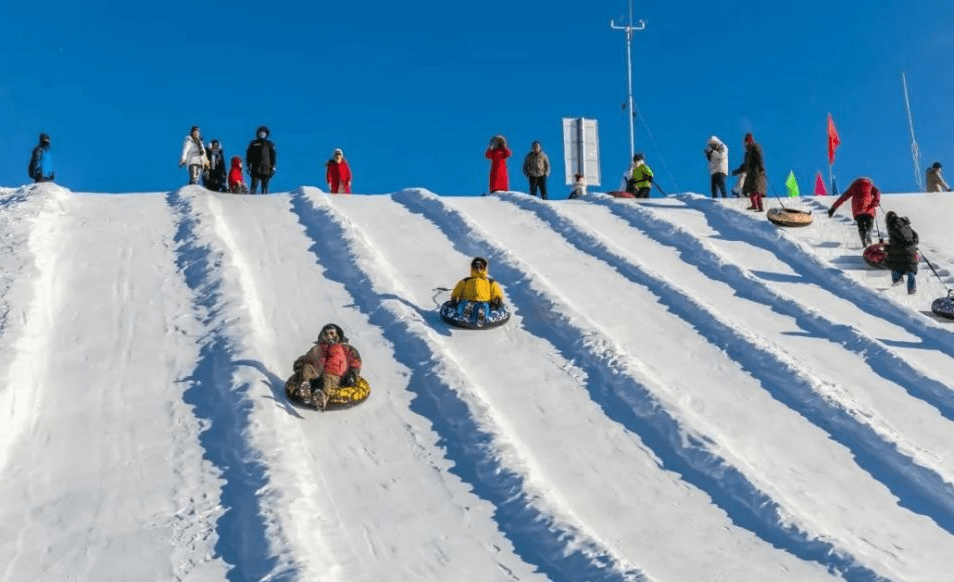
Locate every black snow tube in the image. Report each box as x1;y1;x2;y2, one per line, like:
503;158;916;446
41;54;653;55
932;294;954;321
440;300;511;329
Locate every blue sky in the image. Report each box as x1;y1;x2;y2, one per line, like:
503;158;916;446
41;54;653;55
1;1;952;196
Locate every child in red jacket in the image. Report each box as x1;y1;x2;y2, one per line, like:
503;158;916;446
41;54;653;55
228;156;249;193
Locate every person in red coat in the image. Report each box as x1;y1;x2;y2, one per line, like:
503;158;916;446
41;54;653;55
827;177;881;246
325;148;352;194
485;135;511;193
227;156;249;193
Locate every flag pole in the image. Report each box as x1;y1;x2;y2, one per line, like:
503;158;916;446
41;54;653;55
827;113;836;195
901;72;923;191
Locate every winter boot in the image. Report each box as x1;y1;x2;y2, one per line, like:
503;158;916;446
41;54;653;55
313;372;341;411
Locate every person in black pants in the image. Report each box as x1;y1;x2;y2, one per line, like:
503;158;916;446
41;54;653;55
245;126;276;193
522;141;550;199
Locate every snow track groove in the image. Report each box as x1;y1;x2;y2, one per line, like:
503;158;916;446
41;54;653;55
388;189;849;582
168;188;302;581
291;189;635;582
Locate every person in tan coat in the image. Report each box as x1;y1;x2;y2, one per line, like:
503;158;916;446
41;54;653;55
926;162;951;192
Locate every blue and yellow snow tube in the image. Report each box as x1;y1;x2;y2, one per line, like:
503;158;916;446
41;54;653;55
440;300;511;329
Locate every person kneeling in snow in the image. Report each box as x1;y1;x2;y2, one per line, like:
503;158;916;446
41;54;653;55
285;323;362;411
884;211;920;295
449;257;506;318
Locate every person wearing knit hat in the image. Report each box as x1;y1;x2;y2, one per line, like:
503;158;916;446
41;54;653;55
326;148;352;194
926;161;951;192
731;133;768;211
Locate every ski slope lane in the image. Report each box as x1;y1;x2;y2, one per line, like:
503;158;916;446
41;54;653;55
0;191;228;582
389;189;846;582
609;196;954;492
199;186;541;582
459;192;954;582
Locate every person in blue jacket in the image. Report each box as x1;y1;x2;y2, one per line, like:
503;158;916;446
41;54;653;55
28;133;55;183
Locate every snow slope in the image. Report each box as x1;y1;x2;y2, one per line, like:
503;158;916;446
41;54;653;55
1;183;954;582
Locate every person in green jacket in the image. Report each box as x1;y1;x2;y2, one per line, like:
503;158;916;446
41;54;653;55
624;153;654;198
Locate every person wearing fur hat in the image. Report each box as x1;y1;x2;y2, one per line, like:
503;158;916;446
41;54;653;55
326;148;352;194
285;323;363;411
485;135;512;193
522;141;550;199
704;136;729;198
28;133;55;183
624;153;654;198
883;210;920;294
925;162;951;192
179;126;208;185
731;133;767;211
569;173;586;199
245;125;276;194
827;177;881;247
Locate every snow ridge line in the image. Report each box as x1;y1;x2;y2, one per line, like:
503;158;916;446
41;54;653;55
578;195;954;533
166;189;299;582
291;189;649;582
396;189;889;582
0;187;66;479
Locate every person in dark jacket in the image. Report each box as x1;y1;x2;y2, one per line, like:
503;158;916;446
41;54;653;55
827;177;881;247
731;133;767;211
28;133;55;183
245;125;276;194
521;141;550;199
203;139;227;192
883;211;920;295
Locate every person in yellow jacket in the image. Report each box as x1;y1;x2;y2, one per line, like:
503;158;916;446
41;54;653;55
624;153;654;198
451;256;505;305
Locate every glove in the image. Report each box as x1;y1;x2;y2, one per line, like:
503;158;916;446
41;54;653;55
490;299;502;309
646;175;653;183
827;208;834;218
179;162;185;168
342;369;358;387
731;169;740;176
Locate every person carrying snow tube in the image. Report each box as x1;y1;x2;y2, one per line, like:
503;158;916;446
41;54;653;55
285;323;369;411
883;211;920;295
440;257;510;329
827;177;881;247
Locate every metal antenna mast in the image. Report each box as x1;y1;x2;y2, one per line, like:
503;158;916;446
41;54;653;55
610;0;646;159
901;72;923;191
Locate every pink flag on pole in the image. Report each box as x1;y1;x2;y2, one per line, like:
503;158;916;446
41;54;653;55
813;172;828;196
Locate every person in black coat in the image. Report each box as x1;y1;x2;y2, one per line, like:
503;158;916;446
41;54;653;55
245;125;276;194
28;133;55;183
883;210;920;295
203;139;227;192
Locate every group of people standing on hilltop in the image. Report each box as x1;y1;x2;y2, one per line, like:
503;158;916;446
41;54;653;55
484;135;589;199
179;125;277;194
177;126;353;195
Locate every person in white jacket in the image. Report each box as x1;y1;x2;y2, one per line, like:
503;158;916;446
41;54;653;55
179;126;209;185
704;135;729;198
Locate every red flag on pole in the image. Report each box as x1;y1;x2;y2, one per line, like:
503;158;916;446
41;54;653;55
813;171;828;196
827;114;841;164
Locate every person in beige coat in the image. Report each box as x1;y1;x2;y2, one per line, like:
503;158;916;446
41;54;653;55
522;141;551;199
926;162;951;192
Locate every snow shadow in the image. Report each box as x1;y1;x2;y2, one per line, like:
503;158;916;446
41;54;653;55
167;189;295;582
291;190;646;582
399;190;885;582
584;194;954;534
